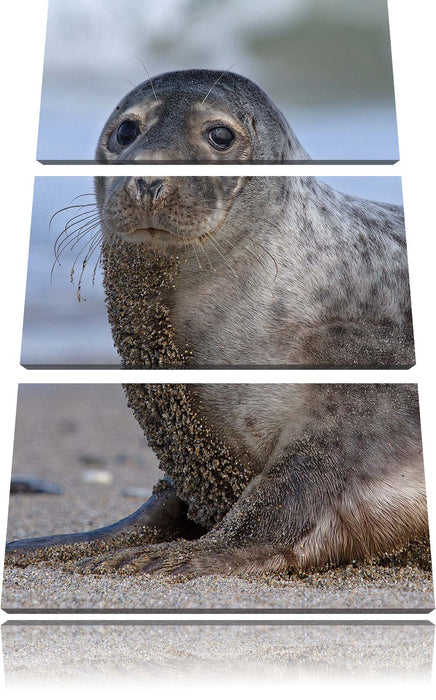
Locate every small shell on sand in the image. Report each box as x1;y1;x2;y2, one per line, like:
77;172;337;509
81;470;114;486
121;487;152;498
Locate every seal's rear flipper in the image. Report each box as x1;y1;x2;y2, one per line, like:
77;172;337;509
5;480;205;567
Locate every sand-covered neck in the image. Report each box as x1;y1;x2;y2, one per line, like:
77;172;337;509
126;384;254;527
102;238;190;368
101;238;254;527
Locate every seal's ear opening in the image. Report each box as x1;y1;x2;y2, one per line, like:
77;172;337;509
245;114;258;136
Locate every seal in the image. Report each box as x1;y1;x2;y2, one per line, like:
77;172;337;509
95;69;308;163
4;71;425;577
6;383;429;575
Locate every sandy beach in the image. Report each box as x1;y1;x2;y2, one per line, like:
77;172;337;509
2;384;434;612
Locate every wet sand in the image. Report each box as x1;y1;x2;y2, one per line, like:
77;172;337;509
2;384;434;612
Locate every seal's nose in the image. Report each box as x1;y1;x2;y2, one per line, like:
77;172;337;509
135;178;165;202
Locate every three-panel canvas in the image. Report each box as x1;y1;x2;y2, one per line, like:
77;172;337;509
2;0;433;688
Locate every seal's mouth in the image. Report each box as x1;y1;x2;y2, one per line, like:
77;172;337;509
119;227;213;247
120;227;176;244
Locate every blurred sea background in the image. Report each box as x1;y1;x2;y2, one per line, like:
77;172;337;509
22;176;404;366
38;0;398;161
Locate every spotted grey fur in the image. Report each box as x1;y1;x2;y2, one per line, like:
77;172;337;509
97;175;413;369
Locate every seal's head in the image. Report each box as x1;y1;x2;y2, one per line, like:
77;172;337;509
96;69;308;163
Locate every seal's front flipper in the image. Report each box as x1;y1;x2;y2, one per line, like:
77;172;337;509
77;538;296;577
5;481;205;566
76;453;315;576
10;476;63;495
76;442;428;577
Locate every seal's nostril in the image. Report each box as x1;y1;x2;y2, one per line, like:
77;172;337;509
134;178;165;202
134;178;147;200
149;179;165;201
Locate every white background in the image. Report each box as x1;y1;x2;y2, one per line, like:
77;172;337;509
0;1;435;698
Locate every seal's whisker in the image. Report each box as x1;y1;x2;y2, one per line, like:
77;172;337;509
70;228;102;272
53;209;100;257
179;237;192;264
63;204;99;222
51;223;102;284
76;233;104;290
200;62;240;105
180;200;278;232
69;193;96;203
203;223;277;287
54;215;101;263
63;227;101;272
92;249;104;285
191;237;203;271
52;220;101;278
71;230;104;301
49;202;97;230
85;231;104;259
122;76;137;88
54;210;100;251
245;233;279;283
62;208;100;230
69;219;102;251
202;204;276;229
198;230;239;282
136;57;157;102
195;231;216;272
232;225;280;288
168;197;278;283
66;226;101;271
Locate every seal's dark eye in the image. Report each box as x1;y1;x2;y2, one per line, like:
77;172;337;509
116;120;140;147
208;126;234;150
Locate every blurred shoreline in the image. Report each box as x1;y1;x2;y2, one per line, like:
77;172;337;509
38;0;398;161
